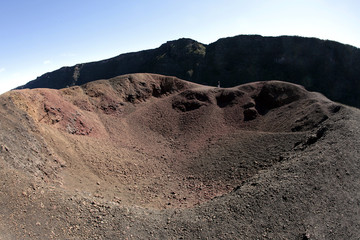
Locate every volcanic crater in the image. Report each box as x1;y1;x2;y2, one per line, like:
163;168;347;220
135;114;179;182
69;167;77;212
0;73;359;239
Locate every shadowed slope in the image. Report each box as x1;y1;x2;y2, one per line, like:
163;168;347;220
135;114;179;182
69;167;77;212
1;73;359;239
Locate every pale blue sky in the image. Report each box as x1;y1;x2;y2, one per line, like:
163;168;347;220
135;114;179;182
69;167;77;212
1;0;360;93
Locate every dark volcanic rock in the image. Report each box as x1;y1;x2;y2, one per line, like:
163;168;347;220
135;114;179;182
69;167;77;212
243;108;258;121
16;35;360;108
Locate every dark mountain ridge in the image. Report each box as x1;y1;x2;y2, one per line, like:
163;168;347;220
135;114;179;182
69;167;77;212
17;35;360;108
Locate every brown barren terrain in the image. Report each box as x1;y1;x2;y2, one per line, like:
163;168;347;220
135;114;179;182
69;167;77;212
1;73;359;239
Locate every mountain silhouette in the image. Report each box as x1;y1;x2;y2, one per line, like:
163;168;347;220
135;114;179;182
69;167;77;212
17;35;360;108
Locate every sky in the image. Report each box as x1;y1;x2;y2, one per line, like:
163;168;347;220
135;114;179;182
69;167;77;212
1;0;360;94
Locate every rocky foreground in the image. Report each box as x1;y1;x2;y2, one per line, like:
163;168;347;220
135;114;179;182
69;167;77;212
1;73;359;239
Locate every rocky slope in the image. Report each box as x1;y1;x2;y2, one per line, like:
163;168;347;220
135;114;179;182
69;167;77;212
17;35;360;108
1;73;360;239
